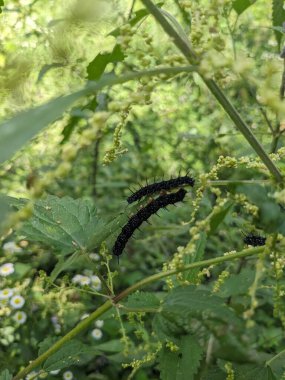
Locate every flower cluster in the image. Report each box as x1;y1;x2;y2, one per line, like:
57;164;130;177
71;272;102;291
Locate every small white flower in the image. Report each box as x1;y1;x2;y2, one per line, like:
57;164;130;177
79;275;91;286
13;311;27;324
89;253;100;261
0;288;14;300
10;295;25;309
50;369;61;375
0;263;15;276
26;371;38;380
3;241;22;254
63;370;73;380
90;275;101;291
91;328;103;340
95;319;104;328
71;274;83;284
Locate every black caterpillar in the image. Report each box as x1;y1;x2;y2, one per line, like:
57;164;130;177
244;234;266;247
127;175;194;204
113;188;187;258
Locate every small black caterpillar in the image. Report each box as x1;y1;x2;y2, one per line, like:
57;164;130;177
127;175;194;204
244;234;266;247
113;188;187;258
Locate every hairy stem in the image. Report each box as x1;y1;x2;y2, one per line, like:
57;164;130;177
206;179;271;186
141;0;283;183
13;246;264;380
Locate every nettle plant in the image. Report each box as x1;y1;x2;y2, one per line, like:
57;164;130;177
0;0;285;379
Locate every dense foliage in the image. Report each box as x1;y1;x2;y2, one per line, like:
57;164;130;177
0;0;285;379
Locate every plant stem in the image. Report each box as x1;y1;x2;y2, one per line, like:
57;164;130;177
85;65;198;95
12;246;263;380
270;58;285;153
206;180;271;186
141;0;283;183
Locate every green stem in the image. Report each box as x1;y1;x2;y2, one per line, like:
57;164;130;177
85;65;198;95
206;180;271;186
12;246;263;380
141;0;283;183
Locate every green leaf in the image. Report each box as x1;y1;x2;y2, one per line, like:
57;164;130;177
86;3;163;81
217;267;255;297
209;201;233;235
49;251;82;282
0;88;87;164
13;263;32;280
233;0;257;15
0;370;12;380
153;313;185;343
153;286;256;362
123;291;161;311
18;195;105;254
37;63;65;82
153;285;241;344
160;8;190;45
233;363;276;380
60;115;81;144
158;335;203;380
161;285;238;323
38;336;59;356
109;3;164;38
0;1;3;14
236;184;285;235
200;366;226;380
272;0;285;49
43;340;94;371
183;232;207;282
0;193;13;234
267;349;285;378
95;339;124;353
87;45;125;81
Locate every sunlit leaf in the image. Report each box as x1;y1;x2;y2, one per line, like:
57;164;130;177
233;0;257;15
87;45;125;81
0;89;87;164
17;195;105;254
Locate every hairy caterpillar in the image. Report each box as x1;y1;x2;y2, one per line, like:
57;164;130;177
244;233;266;247
113;188;187;258
127;175;194;204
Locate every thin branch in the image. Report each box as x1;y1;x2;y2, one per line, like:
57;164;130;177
173;0;191;28
271;58;285;153
128;0;136;20
243;82;275;135
206;179;271;186
92;138;101;198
